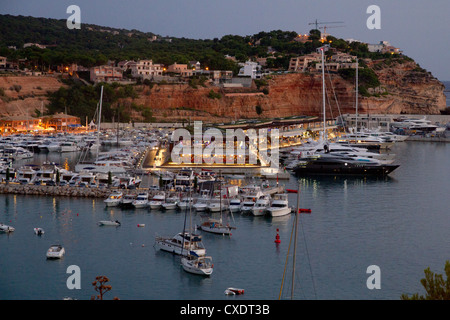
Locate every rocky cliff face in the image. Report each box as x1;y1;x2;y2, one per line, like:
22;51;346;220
0;76;62;117
128;59;446;122
0;58;445;122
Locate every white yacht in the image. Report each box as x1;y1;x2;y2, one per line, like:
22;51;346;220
228;198;242;213
46;142;61;152
336;133;393;150
15;165;38;184
121;193;137;208
252;195;272;216
104;191;123;207
149;191;165;210
391;117;440;132
192;197;210;212
266;193;291;217
155;232;206;257
240;186;265;214
2;147;33;159
177;197;194;210
196;170;216;184
60;141;78;153
132;192;149;209
161;194;179;210
174;168;194;190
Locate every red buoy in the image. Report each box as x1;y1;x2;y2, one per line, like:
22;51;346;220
274;228;281;244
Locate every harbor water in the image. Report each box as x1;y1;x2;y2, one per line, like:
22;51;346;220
0;140;449;300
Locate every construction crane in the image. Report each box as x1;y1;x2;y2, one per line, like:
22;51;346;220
308;19;344;30
319;25;346;38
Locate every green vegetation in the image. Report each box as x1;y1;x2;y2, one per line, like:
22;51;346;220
255;105;263;115
46;79;154;122
338;67;381;97
0;15;424;122
207;90;222;99
401;261;450;300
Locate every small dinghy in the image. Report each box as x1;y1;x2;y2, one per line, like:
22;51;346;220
224;287;245;295
98;220;121;226
46;245;65;259
34;227;45;236
0;223;15;233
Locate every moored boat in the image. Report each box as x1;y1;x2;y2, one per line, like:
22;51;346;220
197;218;235;235
34;227;45;236
98;220;121;226
181;255;214;276
0;223;15;233
224;287;244;295
104;191;123;207
132;192;149;209
265;193;291;217
46;245;65;259
155;232;206;257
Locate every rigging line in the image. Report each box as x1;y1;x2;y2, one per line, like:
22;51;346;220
278;213;296;300
325;64;347;131
325;65;337;120
322;65;334;120
299;214;318;300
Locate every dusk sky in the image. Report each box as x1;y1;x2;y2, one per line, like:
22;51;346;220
1;0;449;80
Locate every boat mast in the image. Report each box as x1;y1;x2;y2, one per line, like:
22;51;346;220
321;47;326;141
291;180;301;300
97;86;103;160
355;58;358;133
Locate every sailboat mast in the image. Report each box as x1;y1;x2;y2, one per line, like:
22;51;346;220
291;181;301;300
97;86;103;159
355;58;358;133
321;47;326;141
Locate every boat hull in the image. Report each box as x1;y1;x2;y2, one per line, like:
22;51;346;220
294;164;400;176
155;239;206;257
133;201;149;209
181;258;213;276
266;207;291;217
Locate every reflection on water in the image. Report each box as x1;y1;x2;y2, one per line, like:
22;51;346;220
0;142;449;300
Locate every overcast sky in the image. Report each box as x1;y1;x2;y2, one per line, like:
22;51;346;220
1;0;449;80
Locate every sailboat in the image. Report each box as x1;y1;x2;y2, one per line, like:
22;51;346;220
181;254;214;276
197;182;236;235
155;190;207;258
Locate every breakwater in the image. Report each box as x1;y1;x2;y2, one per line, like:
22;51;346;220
0;183;141;198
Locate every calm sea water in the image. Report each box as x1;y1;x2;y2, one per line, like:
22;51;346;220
0;141;449;300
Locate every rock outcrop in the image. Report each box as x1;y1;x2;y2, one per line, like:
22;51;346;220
0;58;445;123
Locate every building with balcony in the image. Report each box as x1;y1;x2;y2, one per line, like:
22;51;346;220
131;60;164;79
90;65;123;83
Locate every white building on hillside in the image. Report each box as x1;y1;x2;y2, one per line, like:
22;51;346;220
238;61;262;79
